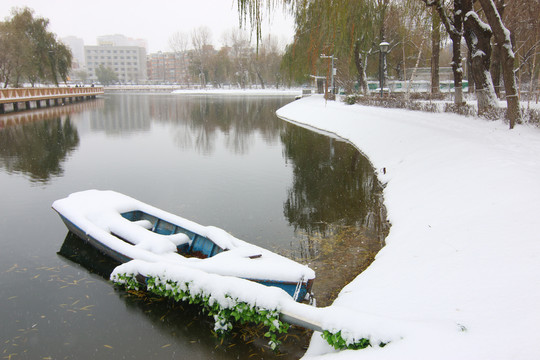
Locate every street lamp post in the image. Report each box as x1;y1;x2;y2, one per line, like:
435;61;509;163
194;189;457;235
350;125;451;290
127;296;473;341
320;53;337;96
379;41;389;97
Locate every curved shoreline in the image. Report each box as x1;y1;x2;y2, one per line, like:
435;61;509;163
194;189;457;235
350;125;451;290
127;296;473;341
278;111;390;308
276;95;540;359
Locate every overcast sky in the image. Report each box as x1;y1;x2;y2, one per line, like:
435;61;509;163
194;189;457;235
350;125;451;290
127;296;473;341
0;0;294;53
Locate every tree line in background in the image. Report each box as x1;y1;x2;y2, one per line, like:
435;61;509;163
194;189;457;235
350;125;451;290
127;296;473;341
238;0;539;128
1;2;538;127
167;27;284;89
0;7;72;88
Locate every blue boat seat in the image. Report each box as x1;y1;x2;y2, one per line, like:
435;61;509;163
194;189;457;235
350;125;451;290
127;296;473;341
189;235;222;258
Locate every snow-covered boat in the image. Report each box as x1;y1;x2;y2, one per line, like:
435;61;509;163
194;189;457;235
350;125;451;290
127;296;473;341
52;190;315;302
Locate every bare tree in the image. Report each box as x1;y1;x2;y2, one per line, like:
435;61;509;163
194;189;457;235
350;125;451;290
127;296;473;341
251;35;283;89
477;0;521;128
488;0;505;98
224;28;252;89
169;31;190;85
505;0;540;105
191;26;213;88
431;8;441;95
423;0;465;105
353;36;373;94
462;0;498;116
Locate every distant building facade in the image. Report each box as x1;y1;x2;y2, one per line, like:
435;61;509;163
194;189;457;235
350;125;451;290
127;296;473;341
85;45;147;84
97;34;147;49
61;36;85;67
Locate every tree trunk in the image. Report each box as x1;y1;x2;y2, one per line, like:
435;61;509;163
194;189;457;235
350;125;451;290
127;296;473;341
467;52;475;94
450;32;464;104
478;0;521;128
431;9;441;96
354;41;368;94
463;3;498;116
1;70;10;88
490;41;503;98
407;38;426;95
256;70;265;89
422;0;464;105
489;0;505;98
451;0;464;104
529;31;538;107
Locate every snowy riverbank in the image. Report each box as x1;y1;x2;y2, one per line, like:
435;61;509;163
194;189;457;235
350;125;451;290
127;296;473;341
276;95;540;359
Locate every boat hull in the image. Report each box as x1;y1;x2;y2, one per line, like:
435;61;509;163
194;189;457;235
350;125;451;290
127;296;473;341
52;190;315;302
57;214;132;263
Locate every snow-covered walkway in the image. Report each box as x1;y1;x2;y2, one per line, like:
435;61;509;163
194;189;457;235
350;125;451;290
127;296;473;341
277;95;540;360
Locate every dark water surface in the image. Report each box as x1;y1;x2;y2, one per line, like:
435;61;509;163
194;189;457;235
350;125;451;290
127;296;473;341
0;94;386;359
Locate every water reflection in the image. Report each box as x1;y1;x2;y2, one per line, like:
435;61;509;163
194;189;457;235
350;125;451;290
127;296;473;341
281;124;387;239
58;232;121;278
89;95;284;155
279;122;388;305
0;98;103;129
0;116;79;183
88;95;152;134
163;96;285;155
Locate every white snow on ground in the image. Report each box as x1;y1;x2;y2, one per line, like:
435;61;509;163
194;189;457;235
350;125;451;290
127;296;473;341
276;95;540;360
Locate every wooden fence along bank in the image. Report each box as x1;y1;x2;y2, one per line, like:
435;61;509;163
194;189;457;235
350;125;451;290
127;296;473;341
0;87;104;114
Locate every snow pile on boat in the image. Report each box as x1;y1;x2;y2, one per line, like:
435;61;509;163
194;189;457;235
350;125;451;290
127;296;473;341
277;95;540;359
52;190;314;283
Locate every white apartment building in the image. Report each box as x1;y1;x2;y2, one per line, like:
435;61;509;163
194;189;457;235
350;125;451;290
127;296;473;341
61;36;85;67
84;45;147;84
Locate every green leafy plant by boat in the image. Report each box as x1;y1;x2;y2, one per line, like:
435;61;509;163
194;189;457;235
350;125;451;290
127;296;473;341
112;272;289;350
112;272;388;351
321;330;385;350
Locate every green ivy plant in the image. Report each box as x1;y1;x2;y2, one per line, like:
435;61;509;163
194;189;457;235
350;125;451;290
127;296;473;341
322;330;387;350
113;272;289;350
112;272;388;351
